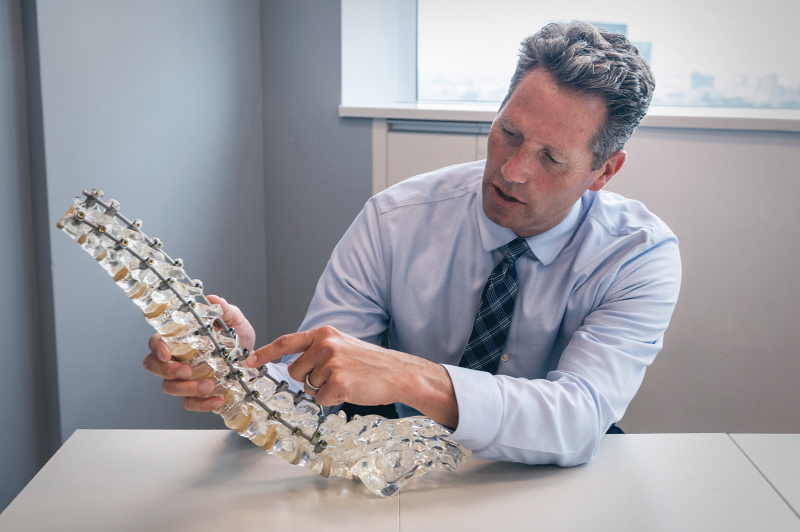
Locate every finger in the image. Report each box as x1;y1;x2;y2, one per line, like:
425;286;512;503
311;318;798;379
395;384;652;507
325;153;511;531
162;377;216;397
289;355;330;388
148;334;171;363
183;395;226;412
245;330;316;368
143;353;193;380
207;294;245;329
314;387;345;407
314;373;349;407
206;294;229;319
206;295;229;331
284;326;342;382
206;294;226;308
302;370;325;396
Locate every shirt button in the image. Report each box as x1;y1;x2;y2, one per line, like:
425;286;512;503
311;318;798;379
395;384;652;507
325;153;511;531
500;353;509;362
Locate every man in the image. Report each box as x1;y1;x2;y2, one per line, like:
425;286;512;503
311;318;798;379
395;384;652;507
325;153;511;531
145;21;680;466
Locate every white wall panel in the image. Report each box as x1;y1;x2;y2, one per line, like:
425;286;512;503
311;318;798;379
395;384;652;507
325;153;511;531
387;131;481;186
607;127;800;433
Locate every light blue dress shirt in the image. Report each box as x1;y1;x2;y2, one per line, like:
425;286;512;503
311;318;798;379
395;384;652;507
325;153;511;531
269;160;681;466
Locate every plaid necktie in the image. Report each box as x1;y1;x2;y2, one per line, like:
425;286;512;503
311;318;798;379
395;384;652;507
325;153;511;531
458;237;530;374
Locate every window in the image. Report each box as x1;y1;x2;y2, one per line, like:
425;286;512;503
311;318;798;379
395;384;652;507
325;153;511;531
417;0;800;109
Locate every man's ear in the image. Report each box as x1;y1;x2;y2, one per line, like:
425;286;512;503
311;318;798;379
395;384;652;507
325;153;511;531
588;150;627;192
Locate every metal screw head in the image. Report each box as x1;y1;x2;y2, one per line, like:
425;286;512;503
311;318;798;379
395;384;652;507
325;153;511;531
252;391;260;399
147;258;154;265
173;258;183;267
91;188;104;197
120;239;128;247
132;219;142;228
76;211;85;219
295;428;303;436
98;226;106;233
109;199;120;208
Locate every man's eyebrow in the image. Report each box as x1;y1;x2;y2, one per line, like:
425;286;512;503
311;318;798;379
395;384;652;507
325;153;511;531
498;116;519;131
498;116;569;160
543;143;568;160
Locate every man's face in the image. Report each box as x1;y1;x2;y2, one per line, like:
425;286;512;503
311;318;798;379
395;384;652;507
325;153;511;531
482;68;625;237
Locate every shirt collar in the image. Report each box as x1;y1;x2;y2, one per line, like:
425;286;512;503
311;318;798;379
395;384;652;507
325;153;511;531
475;181;582;266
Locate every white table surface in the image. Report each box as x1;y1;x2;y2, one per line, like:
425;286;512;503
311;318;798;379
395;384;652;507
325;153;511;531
1;430;798;532
402;433;800;531
0;430;398;532
731;434;800;518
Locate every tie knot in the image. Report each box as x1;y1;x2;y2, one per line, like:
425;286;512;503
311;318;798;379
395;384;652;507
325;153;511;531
503;237;530;265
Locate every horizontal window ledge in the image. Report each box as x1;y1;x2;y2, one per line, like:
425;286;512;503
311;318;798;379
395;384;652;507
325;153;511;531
340;102;498;122
340;103;800;133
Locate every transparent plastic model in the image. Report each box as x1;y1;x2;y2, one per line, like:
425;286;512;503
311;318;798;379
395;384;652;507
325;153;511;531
57;189;466;496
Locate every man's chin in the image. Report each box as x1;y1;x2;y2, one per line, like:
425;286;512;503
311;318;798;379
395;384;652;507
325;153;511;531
483;199;514;228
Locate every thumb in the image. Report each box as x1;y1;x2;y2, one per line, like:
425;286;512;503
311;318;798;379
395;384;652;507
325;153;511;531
206;295;242;327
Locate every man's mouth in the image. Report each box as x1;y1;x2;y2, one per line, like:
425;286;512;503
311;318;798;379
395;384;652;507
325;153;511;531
492;184;524;204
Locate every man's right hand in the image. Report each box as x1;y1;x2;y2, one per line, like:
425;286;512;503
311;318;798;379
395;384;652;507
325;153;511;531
142;295;255;412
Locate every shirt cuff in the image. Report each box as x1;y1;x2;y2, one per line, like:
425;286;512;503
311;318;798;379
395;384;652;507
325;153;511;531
443;364;503;451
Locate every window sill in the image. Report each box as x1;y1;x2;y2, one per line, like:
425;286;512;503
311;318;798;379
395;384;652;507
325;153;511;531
339;102;800;132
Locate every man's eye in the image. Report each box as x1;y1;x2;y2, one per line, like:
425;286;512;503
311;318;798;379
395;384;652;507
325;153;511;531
502;128;516;138
544;153;560;164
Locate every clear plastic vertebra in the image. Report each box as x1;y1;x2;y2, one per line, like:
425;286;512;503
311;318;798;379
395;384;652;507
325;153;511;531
57;189;466;496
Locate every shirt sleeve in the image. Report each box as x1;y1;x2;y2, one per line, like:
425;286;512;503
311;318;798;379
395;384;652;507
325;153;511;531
446;237;682;466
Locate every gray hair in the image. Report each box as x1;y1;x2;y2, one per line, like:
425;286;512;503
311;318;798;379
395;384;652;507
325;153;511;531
501;21;655;170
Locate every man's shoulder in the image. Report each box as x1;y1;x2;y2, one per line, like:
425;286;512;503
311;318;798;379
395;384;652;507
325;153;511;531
375;160;486;214
584;190;675;243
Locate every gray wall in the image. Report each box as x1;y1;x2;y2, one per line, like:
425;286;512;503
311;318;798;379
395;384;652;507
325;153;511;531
37;0;267;439
261;1;372;339
1;0;371;511
36;0;266;440
0;0;49;512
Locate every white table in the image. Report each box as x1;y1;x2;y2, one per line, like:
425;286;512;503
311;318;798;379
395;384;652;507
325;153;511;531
1;430;798;532
0;430;398;532
731;434;800;518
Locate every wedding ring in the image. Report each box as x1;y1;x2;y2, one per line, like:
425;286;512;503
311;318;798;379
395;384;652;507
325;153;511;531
304;373;321;393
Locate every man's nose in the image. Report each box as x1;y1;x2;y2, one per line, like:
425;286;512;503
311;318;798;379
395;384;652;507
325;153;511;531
501;150;531;184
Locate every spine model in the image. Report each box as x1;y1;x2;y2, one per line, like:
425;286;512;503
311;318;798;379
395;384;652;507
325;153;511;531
57;189;465;497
